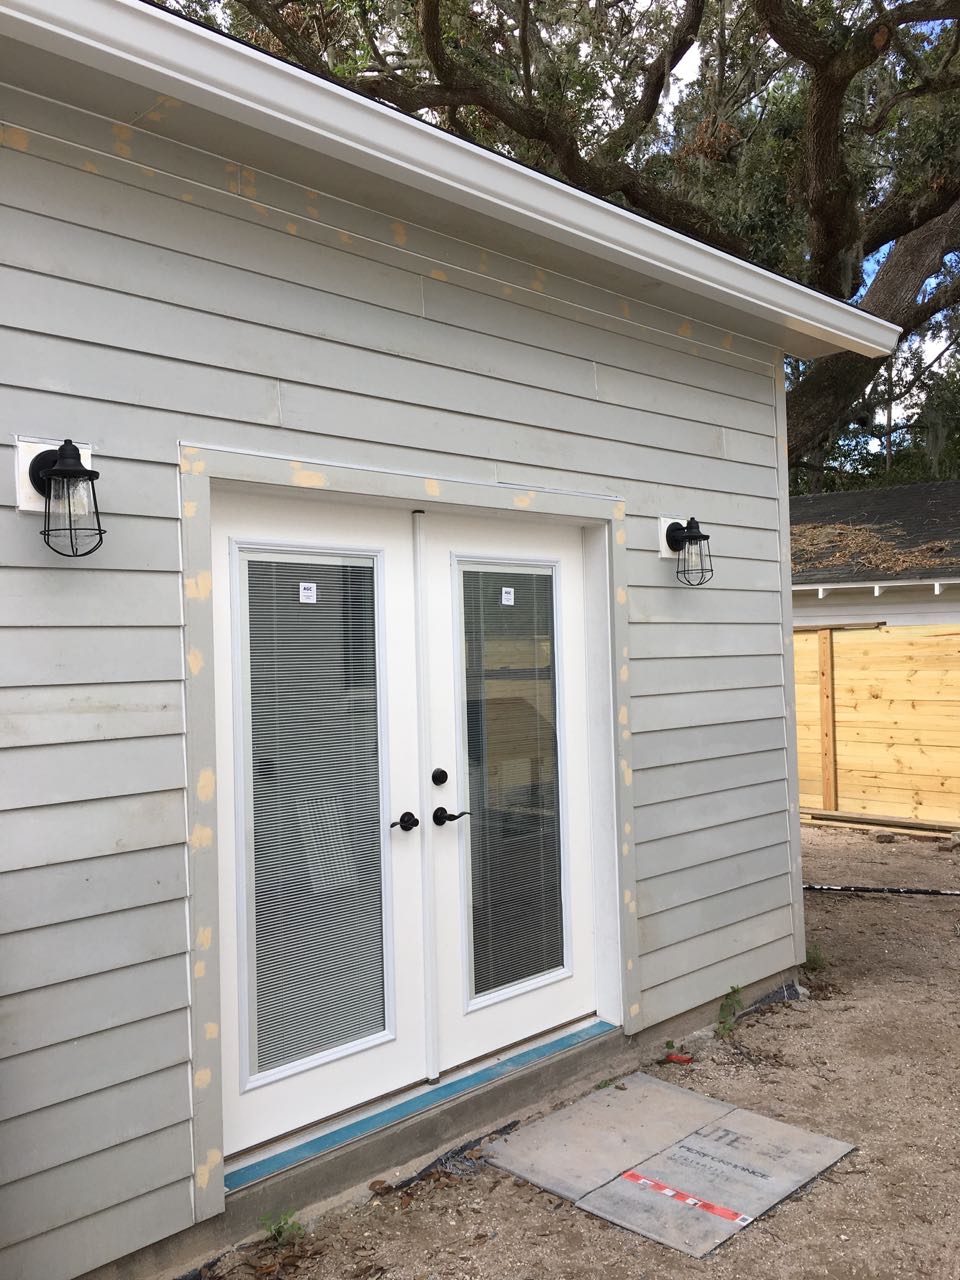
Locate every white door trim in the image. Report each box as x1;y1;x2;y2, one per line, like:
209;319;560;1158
180;444;633;1215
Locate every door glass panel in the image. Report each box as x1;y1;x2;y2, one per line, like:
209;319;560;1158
461;565;564;996
245;555;385;1073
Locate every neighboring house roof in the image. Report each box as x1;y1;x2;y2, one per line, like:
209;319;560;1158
0;0;900;360
791;481;960;584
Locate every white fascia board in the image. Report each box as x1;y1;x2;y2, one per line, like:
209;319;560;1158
0;0;901;360
794;578;960;595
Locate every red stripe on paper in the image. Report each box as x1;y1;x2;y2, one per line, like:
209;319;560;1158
621;1169;752;1226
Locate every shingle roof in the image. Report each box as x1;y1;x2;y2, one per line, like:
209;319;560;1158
790;481;960;584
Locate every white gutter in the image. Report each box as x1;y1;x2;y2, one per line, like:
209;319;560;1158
0;0;901;359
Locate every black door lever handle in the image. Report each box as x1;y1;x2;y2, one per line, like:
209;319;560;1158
432;806;470;826
390;811;420;832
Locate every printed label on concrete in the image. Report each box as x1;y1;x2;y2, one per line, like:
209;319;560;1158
486;1072;733;1202
576;1105;853;1257
487;1072;853;1256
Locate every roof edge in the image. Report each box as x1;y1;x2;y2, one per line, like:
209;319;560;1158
0;0;901;359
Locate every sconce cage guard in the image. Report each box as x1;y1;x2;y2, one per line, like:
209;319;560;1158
665;517;713;586
28;439;106;559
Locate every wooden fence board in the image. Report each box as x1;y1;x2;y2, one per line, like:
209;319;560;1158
794;622;960;826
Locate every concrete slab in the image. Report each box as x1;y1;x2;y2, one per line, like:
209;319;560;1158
486;1072;734;1202
576;1105;853;1257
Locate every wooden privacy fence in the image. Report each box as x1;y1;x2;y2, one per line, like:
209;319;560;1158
794;624;960;826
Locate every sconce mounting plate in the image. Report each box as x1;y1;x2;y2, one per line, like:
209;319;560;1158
15;437;94;513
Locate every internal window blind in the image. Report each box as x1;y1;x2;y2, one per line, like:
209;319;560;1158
245;556;385;1073
461;566;565;996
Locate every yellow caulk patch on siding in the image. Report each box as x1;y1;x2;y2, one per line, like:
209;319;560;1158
629;1002;640;1018
615;528;626;545
677;320;694;338
621;761;634;786
722;333;734;349
224;162;239;194
627;958;634;971
180;193;195;203
292;468;328;488
424;478;441;497
620;300;631;320
82;160;98;174
185;570;212;601
621;727;630;742
286;222;299;236
513;490;536;508
194;1068;212;1090
339;231;354;247
252;202;269;219
502;285;514;298
187;649;205;677
196;926;213;951
628;900;636;914
612;501;626;521
194;960;206;979
307;206;320;220
619;663;629;683
4;125;29;152
239;168;257;199
530;268;546;293
195;1148;223;1189
623;889;632;905
183;499;198;519
430;269;448;282
392;221;408;247
197;768;216;803
141;166;156;177
616;586;627;605
192;459;206;475
183;446;199;455
190;823;213;850
111;123;133;158
618;705;629;726
622;842;630;857
478;250;489;273
624;821;632;835
204;1022;219;1040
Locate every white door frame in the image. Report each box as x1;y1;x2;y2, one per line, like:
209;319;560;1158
180;445;634;1217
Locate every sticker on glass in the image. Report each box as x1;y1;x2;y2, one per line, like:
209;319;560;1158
501;587;515;606
299;582;317;604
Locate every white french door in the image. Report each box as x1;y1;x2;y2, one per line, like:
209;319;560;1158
419;514;596;1071
212;490;427;1154
212;492;597;1156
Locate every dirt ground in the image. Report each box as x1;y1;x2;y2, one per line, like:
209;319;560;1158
211;828;960;1280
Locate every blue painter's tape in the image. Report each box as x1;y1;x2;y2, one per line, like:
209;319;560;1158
225;1020;617;1192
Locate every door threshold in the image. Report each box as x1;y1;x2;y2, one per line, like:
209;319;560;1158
224;1016;616;1192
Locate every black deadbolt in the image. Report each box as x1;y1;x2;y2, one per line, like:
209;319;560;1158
431;767;449;786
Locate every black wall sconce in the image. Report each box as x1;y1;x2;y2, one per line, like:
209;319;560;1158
665;516;713;586
29;439;106;558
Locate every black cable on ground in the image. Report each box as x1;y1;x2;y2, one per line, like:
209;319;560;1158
803;883;960;896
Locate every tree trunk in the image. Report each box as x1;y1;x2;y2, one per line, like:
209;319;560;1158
786;351;886;467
